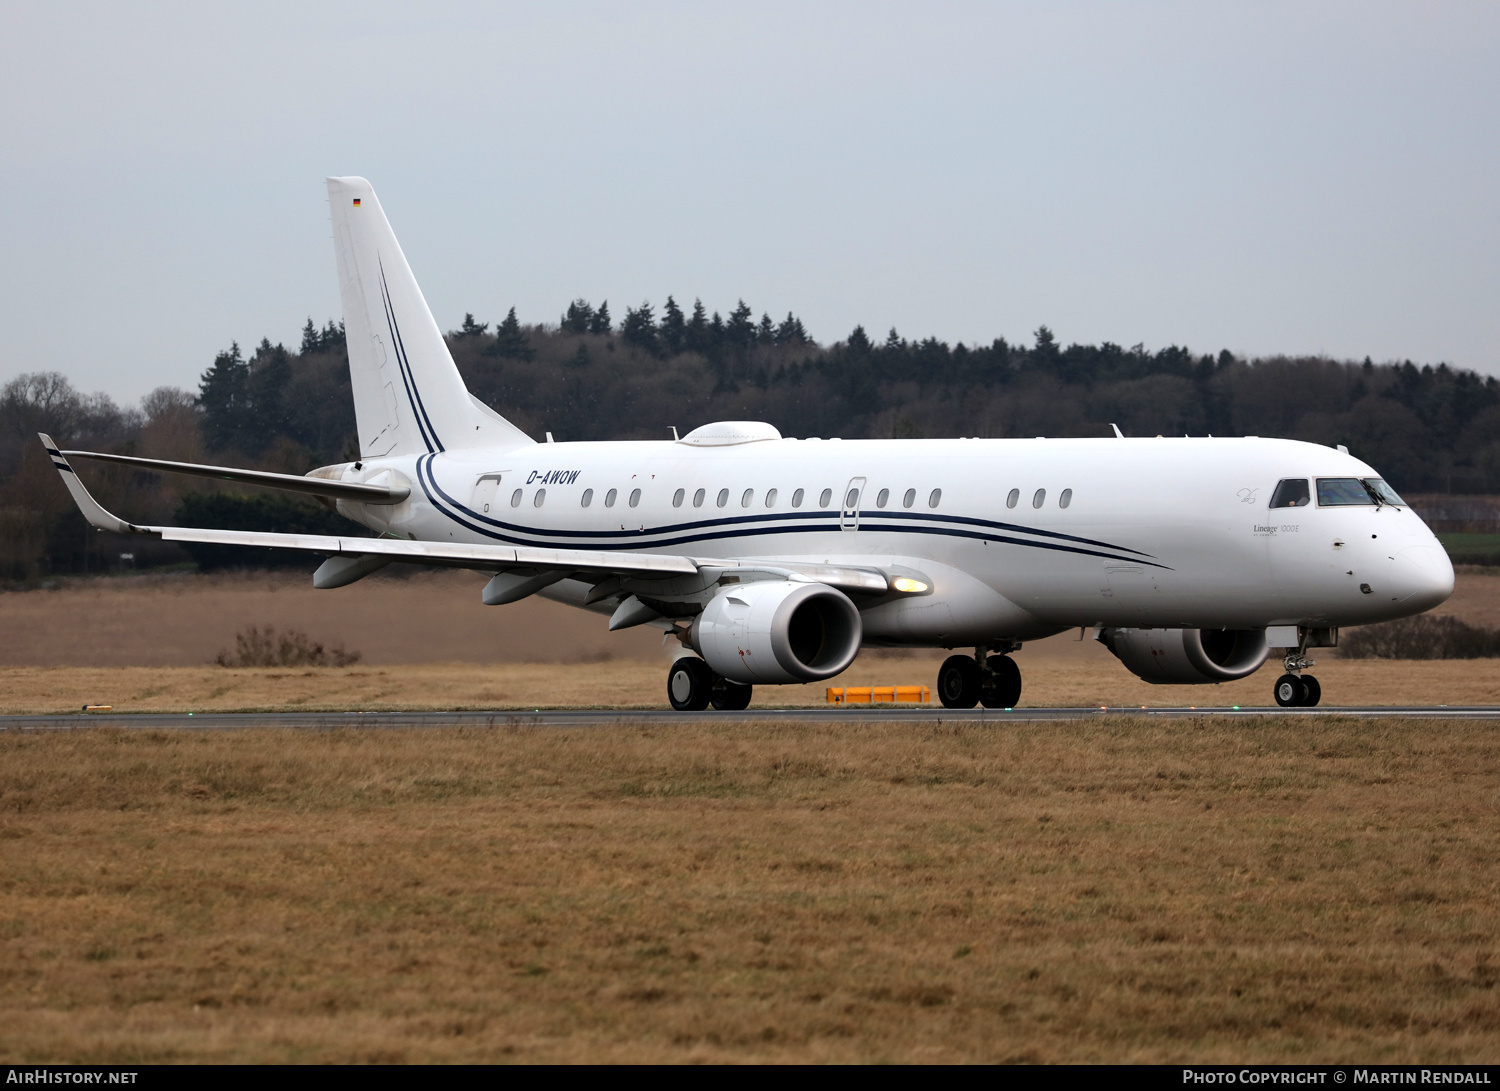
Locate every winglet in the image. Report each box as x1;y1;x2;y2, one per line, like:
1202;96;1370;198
38;433;145;535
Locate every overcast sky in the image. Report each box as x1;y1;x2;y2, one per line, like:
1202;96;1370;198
2;1;1496;406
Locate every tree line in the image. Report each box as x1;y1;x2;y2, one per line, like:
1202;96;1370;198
1;298;1497;580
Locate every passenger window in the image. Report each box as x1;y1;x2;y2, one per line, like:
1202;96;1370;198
792;488;804;508
693;488;705;508
1006;488;1019;509
1316;478;1375;506
717;488;729;508
510;489;523;508
629;488;641;508
819;488;832;507
605;488;617;508
672;488;684;508
741;488;754;507
845;488;860;508
534;489;546;507
928;488;942;509
903;488;915;509
581;488;593;508
765;488;778;507
1059;488;1072;509
1270;479;1310;508
1032;488;1045;509
876;488;889;508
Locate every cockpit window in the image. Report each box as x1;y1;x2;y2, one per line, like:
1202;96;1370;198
1270;479;1310;508
1316;478;1376;506
1364;478;1405;506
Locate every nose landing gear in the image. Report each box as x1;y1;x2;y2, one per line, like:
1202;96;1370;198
1274;672;1321;707
1273;635;1322;707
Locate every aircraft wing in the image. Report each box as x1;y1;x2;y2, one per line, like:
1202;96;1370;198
40;434;890;594
42;433;699;580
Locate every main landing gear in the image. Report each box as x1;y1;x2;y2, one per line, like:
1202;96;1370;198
667;657;752;711
937;646;1023;710
1273;637;1322;707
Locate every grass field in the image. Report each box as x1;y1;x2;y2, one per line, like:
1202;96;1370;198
3;566;1498;670
3;718;1500;1063
5;572;1500;1063
1439;535;1500;566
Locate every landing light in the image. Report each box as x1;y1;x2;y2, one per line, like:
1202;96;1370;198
893;577;928;593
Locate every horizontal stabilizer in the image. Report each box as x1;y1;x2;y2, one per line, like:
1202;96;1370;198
42;432;698;579
58;448;409;504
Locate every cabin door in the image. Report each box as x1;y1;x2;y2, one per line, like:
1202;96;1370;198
471;473;505;514
840;477;866;531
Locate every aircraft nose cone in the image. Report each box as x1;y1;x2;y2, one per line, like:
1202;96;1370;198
1393;543;1454;613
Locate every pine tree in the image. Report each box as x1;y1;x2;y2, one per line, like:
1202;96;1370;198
621;301;659;356
198;342;249;452
457;313;489;337
318;320;345;352
757;313;776;345
247;338;291;447
726;300;755;350
775;312;808;345
685;299;709;352
561;299;595;334
300;318;320;355
588;301;612;335
489;307;535;360
660;296;686;355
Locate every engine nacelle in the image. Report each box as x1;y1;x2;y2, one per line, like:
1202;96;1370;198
691;580;862;684
1098;627;1269;685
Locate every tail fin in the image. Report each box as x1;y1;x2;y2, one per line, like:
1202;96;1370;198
327;176;532;457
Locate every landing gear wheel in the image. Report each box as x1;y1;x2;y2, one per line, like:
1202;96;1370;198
1299;675;1321;707
710;675;753;711
980;655;1022;709
668;657;713;711
1273;673;1307;708
938;655;982;709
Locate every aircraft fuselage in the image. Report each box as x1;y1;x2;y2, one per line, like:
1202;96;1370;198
333;433;1453;647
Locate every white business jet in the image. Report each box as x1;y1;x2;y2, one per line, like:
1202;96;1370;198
43;177;1455;710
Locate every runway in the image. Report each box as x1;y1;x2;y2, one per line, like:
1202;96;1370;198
4;705;1499;730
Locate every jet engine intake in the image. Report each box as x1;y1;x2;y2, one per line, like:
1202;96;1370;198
692;580;862;684
1098;627;1269;684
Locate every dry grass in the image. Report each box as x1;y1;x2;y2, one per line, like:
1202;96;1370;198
1;657;1498;715
2;566;1498;669
3;718;1500;1063
0;569;664;668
